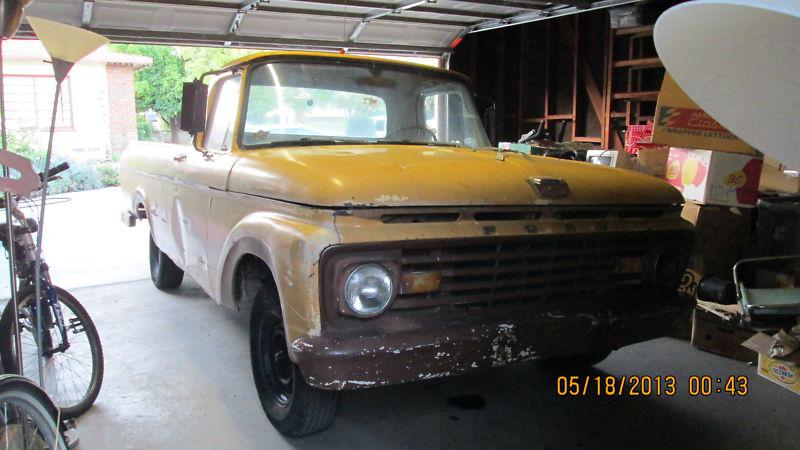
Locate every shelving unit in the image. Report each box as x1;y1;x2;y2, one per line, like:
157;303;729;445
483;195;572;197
451;5;673;150
602;24;665;150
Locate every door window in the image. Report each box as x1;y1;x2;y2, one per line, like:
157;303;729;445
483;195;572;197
204;75;241;151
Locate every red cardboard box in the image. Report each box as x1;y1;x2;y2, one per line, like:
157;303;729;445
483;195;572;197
666;148;763;208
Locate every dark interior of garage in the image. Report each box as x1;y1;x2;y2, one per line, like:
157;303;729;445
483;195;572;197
451;0;683;148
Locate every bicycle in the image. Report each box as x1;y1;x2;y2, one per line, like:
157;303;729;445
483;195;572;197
0;162;104;419
0;373;67;449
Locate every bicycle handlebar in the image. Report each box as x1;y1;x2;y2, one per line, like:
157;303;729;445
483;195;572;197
40;162;70;183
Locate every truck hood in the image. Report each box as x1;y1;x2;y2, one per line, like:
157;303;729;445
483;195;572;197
228;145;682;207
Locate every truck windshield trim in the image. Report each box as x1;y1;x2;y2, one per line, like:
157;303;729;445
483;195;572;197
237;57;490;151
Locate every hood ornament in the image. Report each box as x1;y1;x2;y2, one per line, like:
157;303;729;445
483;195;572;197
528;177;570;199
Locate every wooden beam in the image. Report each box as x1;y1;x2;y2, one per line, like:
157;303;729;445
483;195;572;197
580;63;605;125
613;24;654;36
601;13;614;149
612;57;661;68
612;91;659;100
495;31;507;141
558;17;604;132
571;14;579;141
517;26;529;137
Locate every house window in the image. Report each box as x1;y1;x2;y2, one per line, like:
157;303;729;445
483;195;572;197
3;75;73;130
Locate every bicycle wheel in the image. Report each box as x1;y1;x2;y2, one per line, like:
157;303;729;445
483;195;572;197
0;374;66;449
0;285;104;419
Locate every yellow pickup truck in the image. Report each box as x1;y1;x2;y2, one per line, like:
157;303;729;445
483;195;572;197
120;51;693;436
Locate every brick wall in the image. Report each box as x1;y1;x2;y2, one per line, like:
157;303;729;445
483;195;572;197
106;63;138;153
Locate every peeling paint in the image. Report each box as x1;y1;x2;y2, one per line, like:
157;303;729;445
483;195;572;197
374;194;410;203
417;372;450;380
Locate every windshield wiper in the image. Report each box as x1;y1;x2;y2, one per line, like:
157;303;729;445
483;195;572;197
377;140;461;148
261;138;369;148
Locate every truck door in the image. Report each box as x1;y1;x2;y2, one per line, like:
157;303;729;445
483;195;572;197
169;74;241;293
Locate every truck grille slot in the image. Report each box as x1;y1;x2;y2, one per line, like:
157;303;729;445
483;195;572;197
393;234;653;310
381;213;460;223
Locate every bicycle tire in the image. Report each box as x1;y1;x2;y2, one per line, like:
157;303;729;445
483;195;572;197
0;285;104;419
0;374;67;449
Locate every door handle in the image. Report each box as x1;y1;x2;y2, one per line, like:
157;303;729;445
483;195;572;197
174;154;187;162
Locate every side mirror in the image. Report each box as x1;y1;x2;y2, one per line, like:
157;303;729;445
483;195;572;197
180;80;208;135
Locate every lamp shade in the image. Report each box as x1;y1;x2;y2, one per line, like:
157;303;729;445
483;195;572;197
26;16;109;64
654;1;800;168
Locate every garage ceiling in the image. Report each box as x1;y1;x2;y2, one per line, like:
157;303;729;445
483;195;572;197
21;0;641;55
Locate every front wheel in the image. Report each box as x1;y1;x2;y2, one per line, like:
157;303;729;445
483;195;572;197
250;285;338;437
0;285;104;419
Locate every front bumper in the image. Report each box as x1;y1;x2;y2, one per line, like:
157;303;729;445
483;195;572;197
291;289;694;390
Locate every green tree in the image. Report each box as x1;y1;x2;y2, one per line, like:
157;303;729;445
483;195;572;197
110;44;254;143
112;44;184;143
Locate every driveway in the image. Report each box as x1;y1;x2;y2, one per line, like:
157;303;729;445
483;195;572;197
0;187;150;296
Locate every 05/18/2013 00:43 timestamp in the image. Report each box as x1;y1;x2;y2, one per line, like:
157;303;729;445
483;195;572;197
556;375;748;397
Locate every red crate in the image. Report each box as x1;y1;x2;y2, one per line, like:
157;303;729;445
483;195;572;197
625;123;656;155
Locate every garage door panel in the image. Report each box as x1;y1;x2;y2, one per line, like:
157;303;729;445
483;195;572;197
357;22;456;48
25;0;82;27
92;1;232;34
237;12;351;41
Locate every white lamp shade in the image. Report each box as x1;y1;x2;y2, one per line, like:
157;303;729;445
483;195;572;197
654;1;800;168
26;16;109;64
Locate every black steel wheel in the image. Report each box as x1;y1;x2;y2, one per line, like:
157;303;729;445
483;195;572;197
149;233;183;289
250;283;338;437
541;350;613;370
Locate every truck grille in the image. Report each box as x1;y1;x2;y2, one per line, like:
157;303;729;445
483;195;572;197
392;233;663;310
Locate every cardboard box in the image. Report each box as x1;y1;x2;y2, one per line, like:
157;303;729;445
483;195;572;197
681;202;752;277
679;268;702;298
757;354;800;394
652;73;757;155
691;308;757;362
759;164;800;194
764;156;787;171
742;332;800;395
667;148;763;208
635;146;670;179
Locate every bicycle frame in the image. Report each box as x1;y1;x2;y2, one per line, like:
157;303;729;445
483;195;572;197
1;196;72;359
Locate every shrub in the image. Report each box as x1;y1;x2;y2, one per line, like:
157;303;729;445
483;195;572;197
6;132;118;194
98;162;120;187
137;115;155;141
46;159;104;194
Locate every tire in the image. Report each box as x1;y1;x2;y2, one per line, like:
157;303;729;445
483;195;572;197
0;285;104;419
250;283;338;437
149;233;184;289
0;375;67;449
541;350;613;370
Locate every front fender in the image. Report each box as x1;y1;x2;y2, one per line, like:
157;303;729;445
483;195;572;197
215;211;339;341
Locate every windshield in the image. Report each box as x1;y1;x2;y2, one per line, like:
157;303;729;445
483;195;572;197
239;60;491;149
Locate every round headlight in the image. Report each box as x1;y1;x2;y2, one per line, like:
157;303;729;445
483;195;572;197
651;248;683;285
344;263;394;316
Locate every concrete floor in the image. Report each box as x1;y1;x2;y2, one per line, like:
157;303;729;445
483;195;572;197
72;277;798;450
